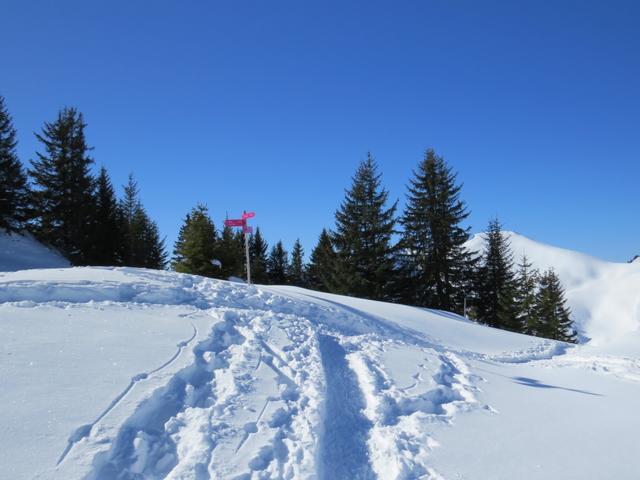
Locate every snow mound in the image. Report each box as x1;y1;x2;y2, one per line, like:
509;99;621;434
0;230;69;272
466;232;640;351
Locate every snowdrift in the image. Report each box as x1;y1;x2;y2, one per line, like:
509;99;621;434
0;230;69;272
466;232;640;351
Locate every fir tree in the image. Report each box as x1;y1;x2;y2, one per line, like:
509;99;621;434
399;149;476;313
267;241;289;284
307;228;339;292
534;269;577;342
332;153;397;300
249;227;269;284
476;218;518;329
29;107;96;264
0;95;30;231
514;255;540;335
214;226;245;280
172;204;218;277
118;174;166;269
92;167;120;265
288;238;306;286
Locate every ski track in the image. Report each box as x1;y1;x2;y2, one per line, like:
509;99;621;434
56;323;198;466
318;335;375;480
41;276;575;479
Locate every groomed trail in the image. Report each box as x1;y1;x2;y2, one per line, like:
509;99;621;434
2;267;640;479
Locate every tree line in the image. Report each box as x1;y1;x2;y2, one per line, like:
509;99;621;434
1;94;575;342
0;95;166;268
172;151;576;343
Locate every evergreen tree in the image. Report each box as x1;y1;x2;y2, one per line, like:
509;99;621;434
399;149;476;313
332;153;397;300
307;228;339;292
172;204;218;277
514;255;540;335
92;167;120;265
0;95;30;231
475;218;518;329
267;240;289;284
29;107;96;264
249;227;269;284
118;174;166;269
214;226;245;280
534;269;577;342
288;238;306;286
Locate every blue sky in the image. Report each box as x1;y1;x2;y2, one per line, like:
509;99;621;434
2;0;639;262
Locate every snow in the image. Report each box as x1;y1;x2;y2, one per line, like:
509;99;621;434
0;231;69;272
466;231;640;352
1;232;640;479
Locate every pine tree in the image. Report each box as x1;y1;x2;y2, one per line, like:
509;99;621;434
399;149;477;313
172;204;218;277
288;238;306;286
118;174;166;269
476;218;518;329
29;107;96;264
307;228;339;292
0;95;30;231
514;255;540;335
332;153;397;300
92;167;120;265
249;227;269;284
534;269;577;342
267;241;289;284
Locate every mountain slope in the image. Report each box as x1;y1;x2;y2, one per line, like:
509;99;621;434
0;230;69;271
466;232;640;351
2;262;640;479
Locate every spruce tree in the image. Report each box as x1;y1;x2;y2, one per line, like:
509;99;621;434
92;167;120;265
288;238;306;286
0;95;30;231
514;255;540;335
267;240;289;284
29;107;96;264
307;228;339;292
535;269;577;342
399;149;476;313
249;227;269;284
332;153;397;300
476;218;518;329
214;226;245;280
172;204;218;277
118;174;166;269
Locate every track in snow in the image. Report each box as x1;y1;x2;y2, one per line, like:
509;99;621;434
318;335;375;480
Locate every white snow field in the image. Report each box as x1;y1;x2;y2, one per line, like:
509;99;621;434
1;233;639;479
0;231;69;272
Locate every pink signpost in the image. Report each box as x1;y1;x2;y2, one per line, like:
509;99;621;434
224;211;255;284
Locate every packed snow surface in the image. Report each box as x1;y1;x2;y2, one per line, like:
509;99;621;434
0;231;69;272
1;234;640;479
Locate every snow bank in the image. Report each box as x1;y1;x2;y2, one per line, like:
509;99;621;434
0;230;69;272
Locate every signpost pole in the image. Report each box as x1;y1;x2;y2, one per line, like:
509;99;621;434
245;230;251;285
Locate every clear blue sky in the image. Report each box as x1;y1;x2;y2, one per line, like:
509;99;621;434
2;0;638;262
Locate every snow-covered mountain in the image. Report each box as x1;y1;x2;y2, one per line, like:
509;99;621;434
466;231;640;351
0;230;69;272
1;234;640;479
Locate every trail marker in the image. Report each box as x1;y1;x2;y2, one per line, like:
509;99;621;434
224;211;255;284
